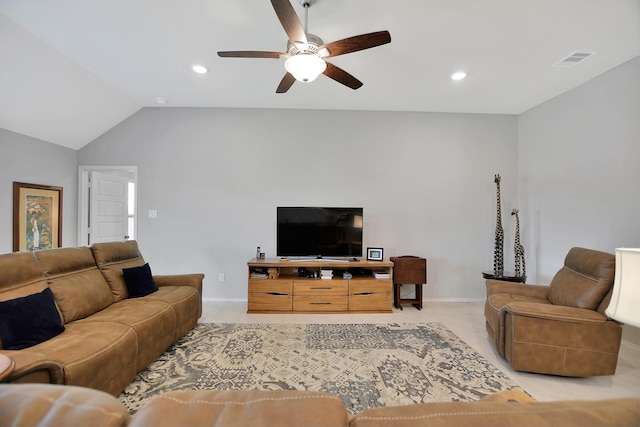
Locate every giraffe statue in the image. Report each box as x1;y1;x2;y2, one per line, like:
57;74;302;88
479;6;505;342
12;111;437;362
511;209;526;278
493;174;504;274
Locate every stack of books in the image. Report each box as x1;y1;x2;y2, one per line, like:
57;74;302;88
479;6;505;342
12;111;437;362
372;270;390;279
321;269;333;280
250;268;268;279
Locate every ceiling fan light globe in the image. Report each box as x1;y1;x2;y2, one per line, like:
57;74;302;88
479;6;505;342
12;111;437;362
284;54;326;83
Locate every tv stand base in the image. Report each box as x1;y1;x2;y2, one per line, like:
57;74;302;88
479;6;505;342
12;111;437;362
247;258;394;313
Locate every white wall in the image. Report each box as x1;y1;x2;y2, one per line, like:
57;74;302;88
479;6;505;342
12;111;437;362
78;108;518;301
518;56;640;284
519;56;640;344
3;56;636;309
0;128;78;253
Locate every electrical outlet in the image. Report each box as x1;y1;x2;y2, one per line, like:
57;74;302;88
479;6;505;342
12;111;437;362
148;210;158;219
218;273;225;282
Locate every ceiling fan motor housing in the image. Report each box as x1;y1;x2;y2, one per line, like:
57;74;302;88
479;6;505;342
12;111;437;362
286;33;328;56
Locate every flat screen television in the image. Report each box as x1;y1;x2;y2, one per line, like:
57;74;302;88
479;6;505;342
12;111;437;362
277;207;363;258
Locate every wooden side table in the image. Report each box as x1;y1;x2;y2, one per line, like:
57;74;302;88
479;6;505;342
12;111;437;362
0;354;15;382
391;256;427;310
482;271;526;283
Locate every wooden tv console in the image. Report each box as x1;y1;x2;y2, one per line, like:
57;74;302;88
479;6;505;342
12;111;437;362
247;258;394;313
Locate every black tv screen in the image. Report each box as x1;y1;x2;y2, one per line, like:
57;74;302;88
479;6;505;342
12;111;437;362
277;207;364;258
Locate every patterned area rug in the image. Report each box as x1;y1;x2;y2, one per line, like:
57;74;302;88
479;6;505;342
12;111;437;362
119;323;524;414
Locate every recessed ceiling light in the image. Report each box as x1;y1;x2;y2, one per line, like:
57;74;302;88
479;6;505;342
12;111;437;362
192;64;208;74
451;71;467;81
156;98;169;105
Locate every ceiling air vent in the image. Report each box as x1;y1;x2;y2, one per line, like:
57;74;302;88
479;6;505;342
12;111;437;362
554;51;595;68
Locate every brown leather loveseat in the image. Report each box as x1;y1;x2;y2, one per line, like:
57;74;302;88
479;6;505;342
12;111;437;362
484;247;622;376
0;240;203;395
1;384;638;427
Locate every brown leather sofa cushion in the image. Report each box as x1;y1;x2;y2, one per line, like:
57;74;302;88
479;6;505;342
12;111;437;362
142;284;203;340
130;389;350;427
93;241;146;301
0;252;48;302
81;298;177;371
547;247;615;310
350;397;640;427
0;384;130;427
35;247;114;323
29;321;139;395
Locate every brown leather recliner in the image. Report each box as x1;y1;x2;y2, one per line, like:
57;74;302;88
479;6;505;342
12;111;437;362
484;247;622;376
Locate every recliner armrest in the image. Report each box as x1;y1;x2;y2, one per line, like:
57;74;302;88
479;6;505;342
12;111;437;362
153;273;204;294
486;280;549;299
504;301;608;324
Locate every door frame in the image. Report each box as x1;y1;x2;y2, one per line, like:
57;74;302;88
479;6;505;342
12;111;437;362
78;166;138;246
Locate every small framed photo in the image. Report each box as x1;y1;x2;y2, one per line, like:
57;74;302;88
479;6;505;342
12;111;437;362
366;247;384;261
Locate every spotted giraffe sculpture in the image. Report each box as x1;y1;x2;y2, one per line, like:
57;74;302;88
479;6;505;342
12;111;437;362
493;174;504;274
511;209;526;278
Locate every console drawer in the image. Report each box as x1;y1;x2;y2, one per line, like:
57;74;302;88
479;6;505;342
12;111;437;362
248;279;293;312
294;280;348;295
293;295;348;311
248;294;293;312
349;279;391;295
249;279;292;295
349;292;392;312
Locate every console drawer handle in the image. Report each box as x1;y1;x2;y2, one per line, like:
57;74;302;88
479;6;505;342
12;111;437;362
310;287;332;290
267;292;288;296
310;302;332;305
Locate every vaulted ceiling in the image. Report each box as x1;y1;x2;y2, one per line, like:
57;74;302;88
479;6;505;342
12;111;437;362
1;0;638;149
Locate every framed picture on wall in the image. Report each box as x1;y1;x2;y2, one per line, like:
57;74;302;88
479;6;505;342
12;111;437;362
13;182;63;252
366;247;384;261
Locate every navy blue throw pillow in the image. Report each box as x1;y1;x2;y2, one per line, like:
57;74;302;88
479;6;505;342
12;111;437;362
122;263;158;298
0;287;65;350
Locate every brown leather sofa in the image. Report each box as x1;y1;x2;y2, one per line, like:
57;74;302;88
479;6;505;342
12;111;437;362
0;241;203;395
484;247;622;376
1;384;638;427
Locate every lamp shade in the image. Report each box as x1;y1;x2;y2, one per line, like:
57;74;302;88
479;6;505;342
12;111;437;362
605;248;640;327
284;54;326;83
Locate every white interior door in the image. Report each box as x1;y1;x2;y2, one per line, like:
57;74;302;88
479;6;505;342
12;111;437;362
89;171;130;244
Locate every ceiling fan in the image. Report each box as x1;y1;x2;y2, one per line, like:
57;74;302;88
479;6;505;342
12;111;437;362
217;0;391;93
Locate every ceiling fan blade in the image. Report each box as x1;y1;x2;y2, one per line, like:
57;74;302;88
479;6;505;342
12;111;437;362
217;51;284;59
320;31;391;58
271;0;308;47
276;72;296;93
323;62;363;90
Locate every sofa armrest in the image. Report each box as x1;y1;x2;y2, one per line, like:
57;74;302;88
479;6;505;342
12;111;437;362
504;302;608;324
1;350;64;385
486;280;548;299
154;273;204;294
501;301;622;376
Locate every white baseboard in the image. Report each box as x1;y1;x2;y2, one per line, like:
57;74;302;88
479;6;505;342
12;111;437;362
202;297;486;303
